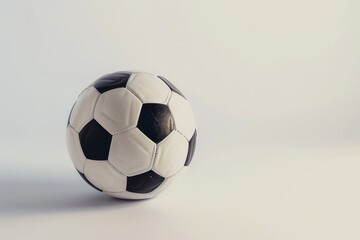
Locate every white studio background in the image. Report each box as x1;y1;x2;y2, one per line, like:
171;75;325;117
1;1;360;239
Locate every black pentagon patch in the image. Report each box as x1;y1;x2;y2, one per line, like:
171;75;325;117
184;130;197;166
94;72;131;93
79;119;112;160
77;170;102;192
67;101;76;127
126;170;165;193
158;75;186;98
137;104;175;143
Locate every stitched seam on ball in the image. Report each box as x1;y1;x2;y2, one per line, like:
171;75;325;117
175;129;190;141
125;73;144;103
107;160;126;177
151;145;158;169
126;87;143;104
78;85;92;98
83;161;103;191
80;159;87;174
125;73;136;88
104;190;126;194
167;166;184;179
132;72;155;76
165;90;172;105
68;124;79;133
113;126;136;136
92;91;101;119
167;93;179;133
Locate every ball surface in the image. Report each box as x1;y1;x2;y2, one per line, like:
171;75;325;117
66;71;197;199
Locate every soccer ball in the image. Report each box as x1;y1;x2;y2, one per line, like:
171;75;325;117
66;71;197;199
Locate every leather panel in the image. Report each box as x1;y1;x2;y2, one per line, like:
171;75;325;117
79;119;112;160
109;128;156;176
137;104;175;143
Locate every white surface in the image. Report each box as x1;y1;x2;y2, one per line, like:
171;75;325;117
153;131;189;177
66;126;86;172
69;87;100;132
84;160;126;193
109;128;156;176
94;88;142;134
168;92;196;140
126;73;172;104
1;0;360;239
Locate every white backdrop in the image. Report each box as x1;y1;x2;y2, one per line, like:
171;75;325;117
1;1;360;239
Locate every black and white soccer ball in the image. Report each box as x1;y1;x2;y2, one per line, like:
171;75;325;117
66;71;197;199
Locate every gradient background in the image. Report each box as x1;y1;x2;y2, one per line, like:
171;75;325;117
1;1;359;239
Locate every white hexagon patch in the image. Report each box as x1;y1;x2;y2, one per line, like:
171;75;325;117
152;131;188;178
168;93;196;140
84;160;126;193
69;87;100;132
108;128;156;176
126;73;171;104
94;88;142;134
66;126;86;173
